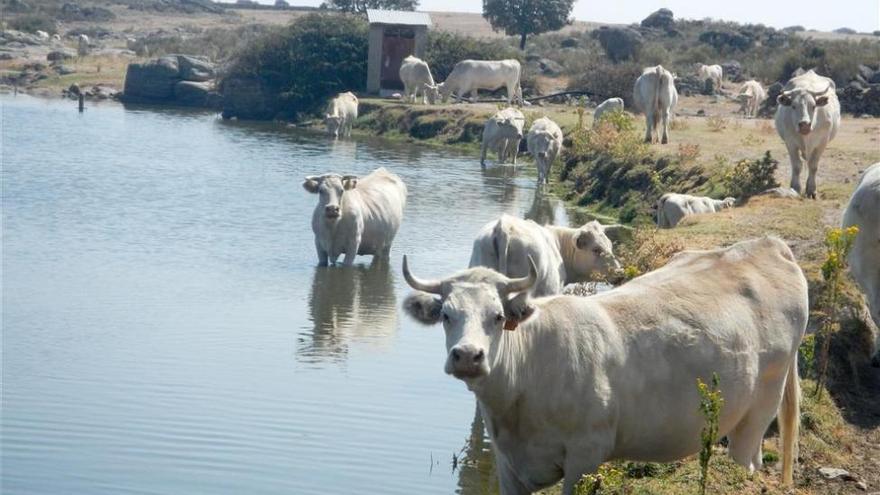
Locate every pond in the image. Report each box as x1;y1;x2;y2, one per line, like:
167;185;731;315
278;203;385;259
1;95;580;494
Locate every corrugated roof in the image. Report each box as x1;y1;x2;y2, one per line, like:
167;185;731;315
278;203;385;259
366;9;431;27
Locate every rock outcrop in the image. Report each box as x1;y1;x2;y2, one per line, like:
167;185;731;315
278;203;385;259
121;54;220;108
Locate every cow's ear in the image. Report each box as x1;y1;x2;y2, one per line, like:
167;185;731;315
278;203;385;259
777;94;792;106
403;292;443;325
342;176;358;190
503;292;535;329
815;95;829;106
303;177;320;193
575;230;595;250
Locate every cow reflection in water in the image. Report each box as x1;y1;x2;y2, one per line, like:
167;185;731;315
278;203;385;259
480;164;518;207
524;190;571;226
455;412;499;495
300;261;397;361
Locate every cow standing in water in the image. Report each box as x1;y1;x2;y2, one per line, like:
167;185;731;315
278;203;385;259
481;108;525;166
303;167;406;266
526;117;563;185
325;92;359;138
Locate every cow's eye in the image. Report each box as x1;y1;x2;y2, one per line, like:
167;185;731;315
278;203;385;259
442;313;450;322
495;313;505;322
593;247;603;256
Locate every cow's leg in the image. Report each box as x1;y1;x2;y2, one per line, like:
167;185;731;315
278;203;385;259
470;89;478;103
496;453;530;495
315;240;329;267
644;109;655;143
341;235;360;266
805;143;827;199
785;143;804;195
660;106;671;144
480;139;489;168
727;384;786;475
511;139;520;165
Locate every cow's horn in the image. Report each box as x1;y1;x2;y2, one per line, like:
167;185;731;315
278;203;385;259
501;256;537;294
402;255;443;294
808;83;832;97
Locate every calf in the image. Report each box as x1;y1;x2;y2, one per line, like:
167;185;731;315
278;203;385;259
592;97;624;126
656;193;736;228
325;91;359;138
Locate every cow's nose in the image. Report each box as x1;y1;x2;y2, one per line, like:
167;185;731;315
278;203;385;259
450;344;485;372
798;122;811;135
325;205;340;216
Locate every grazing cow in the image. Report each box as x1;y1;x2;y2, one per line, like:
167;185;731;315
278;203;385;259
77;34;90;57
303;167;406;266
481;108;525;167
592;97;624;126
527;117;563;185
633;65;678;144
738;80;767;118
656;193;736;228
469;214;622;296
438;59;522;105
843;163;880;332
696;63;724;92
324;91;358;138
399;55;439;104
35;30;49;41
402;236;806;494
774;69;840;199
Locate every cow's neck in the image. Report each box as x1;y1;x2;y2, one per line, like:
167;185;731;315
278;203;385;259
546;225;578;282
471;323;535;414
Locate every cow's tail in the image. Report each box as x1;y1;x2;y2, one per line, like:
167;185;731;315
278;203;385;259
492;218;511;276
651;66;664;126
779;354;800;486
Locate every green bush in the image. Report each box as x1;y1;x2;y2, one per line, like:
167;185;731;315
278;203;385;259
723;151;779;199
8;13;57;34
424;31;520;81
566;61;643;107
222;13;368;119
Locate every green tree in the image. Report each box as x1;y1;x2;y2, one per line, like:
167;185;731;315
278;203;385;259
321;0;418;14
482;0;575;50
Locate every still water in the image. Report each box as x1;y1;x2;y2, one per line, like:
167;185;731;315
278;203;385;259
1;95;576;494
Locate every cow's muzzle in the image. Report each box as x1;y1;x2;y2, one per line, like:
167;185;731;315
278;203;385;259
446;344;487;379
324;205;341;219
798;122;812;135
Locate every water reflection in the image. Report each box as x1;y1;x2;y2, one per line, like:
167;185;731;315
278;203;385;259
455;409;498;495
525;189;572;226
480;165;519;207
300;261;398;363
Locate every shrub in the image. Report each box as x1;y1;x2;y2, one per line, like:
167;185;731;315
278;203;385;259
222;13;368;119
133;24;271;61
833;27;857;35
8;13;56;34
697;373;724;495
677;143;700;164
567;61;643;107
723;151;779;198
616;228;684;280
706;115;728;132
425;31;519;81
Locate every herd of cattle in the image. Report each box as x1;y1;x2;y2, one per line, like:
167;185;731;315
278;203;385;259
309;56;879;494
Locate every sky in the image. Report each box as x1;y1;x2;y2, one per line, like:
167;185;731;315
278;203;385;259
267;0;880;34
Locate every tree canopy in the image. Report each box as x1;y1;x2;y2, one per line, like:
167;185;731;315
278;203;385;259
482;0;575;49
321;0;418;14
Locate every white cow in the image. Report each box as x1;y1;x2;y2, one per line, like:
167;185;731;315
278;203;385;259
527;117;563;185
843;163;880;333
697;63;723;92
324;91;358;138
399;55;439;104
469;214;622;296
402;236;806;494
656;193;736;228
592;97;624;126
77;34;90;57
481;108;525;166
35;30;49;41
633;65;678;144
738;80;767;118
303;167;406;266
438;59;522;105
775;70;840;199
